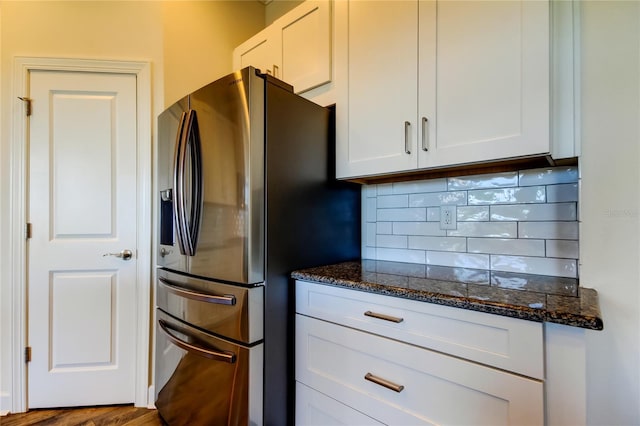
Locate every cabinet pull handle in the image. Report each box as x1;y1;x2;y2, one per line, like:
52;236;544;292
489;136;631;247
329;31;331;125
404;121;411;154
364;310;404;323
421;117;429;151
273;64;279;78
365;372;404;393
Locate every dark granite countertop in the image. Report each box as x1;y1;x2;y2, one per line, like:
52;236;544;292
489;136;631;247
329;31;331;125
291;260;603;330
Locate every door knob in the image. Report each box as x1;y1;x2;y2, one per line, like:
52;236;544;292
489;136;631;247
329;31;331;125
103;249;133;261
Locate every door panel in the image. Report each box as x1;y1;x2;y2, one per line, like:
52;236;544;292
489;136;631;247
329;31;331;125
52;92;115;236
28;70;138;408
234;27;280;78
345;0;418;178
419;0;549;168
281;0;332;93
51;271;115;367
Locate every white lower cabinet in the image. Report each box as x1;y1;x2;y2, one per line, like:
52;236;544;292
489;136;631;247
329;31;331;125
295;281;544;425
296;382;383;426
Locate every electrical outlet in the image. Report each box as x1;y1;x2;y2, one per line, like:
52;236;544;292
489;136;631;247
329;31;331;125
440;205;457;230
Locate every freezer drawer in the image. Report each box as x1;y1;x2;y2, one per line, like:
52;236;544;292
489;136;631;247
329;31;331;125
157;268;264;344
155;309;263;426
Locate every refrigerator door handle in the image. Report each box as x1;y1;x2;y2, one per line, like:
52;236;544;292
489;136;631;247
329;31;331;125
184;109;203;256
173;111;190;256
158;319;237;363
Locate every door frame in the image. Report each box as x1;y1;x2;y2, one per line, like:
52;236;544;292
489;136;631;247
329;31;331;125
9;57;152;412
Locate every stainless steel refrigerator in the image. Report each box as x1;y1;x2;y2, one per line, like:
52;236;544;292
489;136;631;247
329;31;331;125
154;67;360;425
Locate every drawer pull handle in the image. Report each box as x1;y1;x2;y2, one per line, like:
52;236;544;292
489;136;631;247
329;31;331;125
365;372;404;393
364;310;404;323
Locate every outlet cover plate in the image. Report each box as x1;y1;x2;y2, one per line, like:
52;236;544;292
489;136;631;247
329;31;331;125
440;205;457;230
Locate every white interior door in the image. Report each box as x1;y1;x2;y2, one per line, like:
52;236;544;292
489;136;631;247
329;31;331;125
27;69;138;408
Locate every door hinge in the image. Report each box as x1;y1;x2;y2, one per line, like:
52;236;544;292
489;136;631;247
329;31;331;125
18;97;32;117
25;346;32;363
26;222;32;239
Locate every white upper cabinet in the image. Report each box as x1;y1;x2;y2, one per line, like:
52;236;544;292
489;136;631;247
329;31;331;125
233;0;332;94
234;26;281;79
336;0;575;180
344;1;419;176
418;0;549;169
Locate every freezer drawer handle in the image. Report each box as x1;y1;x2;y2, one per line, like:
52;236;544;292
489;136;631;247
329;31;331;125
364;372;404;393
364;310;404;323
158;320;236;363
159;277;236;305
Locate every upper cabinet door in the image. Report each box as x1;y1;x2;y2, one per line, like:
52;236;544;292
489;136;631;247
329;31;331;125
280;0;332;93
335;0;559;180
418;0;550;168
337;0;419;179
233;26;281;78
232;0;332;94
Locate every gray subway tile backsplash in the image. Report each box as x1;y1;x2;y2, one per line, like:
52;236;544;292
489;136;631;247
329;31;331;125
376;247;427;264
377;194;409;208
408;236;467;252
427;251;491;270
546;183;579;202
376;222;393;235
447;171;519;190
410;191;467;207
518;166;580;186
545;240;580;259
489;203;577;221
457;206;490;222
518;221;579;240
467;238;545;257
468;186;546;205
393;221;446;236
490;255;577;278
377;207;427;222
376;234;409;249
393;178;447;194
362;166;580;279
447;222;518;238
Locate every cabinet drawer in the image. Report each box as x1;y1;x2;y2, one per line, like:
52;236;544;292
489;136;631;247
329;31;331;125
296;382;383;425
295;280;543;379
296;315;543;426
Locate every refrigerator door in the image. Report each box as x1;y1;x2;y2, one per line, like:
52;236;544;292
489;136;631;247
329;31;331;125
158;97;189;272
157;269;264;345
155;309;263;426
158;68;265;285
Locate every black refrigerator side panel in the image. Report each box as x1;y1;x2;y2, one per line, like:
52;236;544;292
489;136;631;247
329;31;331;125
263;82;361;426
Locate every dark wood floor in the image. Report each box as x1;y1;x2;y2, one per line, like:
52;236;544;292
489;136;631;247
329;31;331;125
0;404;165;426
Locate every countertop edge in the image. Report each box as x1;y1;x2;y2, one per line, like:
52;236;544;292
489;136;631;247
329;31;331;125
291;268;604;331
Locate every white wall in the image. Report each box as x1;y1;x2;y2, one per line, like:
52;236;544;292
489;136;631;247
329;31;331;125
580;1;640;425
0;1;263;413
266;0;304;26
162;1;264;106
